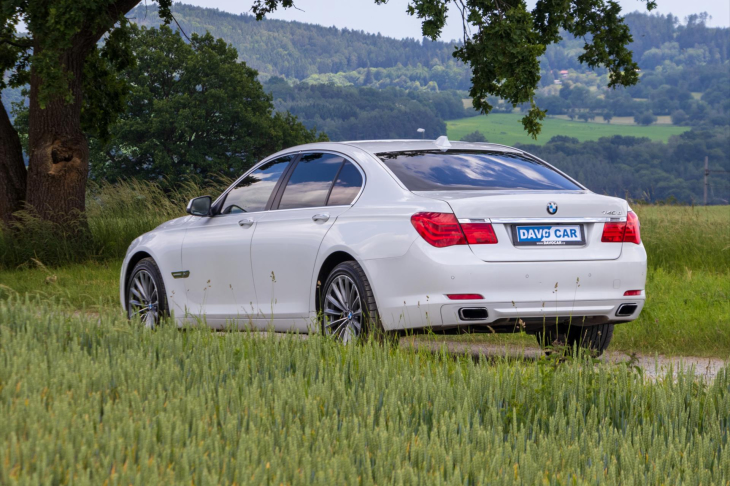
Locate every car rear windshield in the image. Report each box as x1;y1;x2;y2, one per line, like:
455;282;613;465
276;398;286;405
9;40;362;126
378;150;582;191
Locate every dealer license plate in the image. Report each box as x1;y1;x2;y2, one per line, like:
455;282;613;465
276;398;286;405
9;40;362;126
513;225;585;246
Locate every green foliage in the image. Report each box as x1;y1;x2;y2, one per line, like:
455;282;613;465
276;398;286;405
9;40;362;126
635;111;658;126
0;298;728;483
87;26;323;184
264;79;470;141
144;1;654;138
459;130;487;142
134;3;462;82
0;1;180;134
514;129;730;204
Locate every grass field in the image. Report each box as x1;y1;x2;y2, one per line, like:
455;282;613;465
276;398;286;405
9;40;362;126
1;299;728;484
446;113;690;145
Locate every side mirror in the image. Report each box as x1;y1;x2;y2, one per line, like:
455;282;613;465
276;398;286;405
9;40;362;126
186;196;212;217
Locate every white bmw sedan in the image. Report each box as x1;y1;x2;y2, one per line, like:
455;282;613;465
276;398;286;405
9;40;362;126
121;138;646;353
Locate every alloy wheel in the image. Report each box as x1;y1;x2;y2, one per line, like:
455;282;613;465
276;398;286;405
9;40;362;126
323;274;363;343
128;269;159;329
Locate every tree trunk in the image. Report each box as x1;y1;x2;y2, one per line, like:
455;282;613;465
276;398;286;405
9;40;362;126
0;103;27;224
25;44;89;226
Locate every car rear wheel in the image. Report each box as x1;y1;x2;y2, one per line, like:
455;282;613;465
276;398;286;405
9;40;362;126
321;261;381;343
535;323;614;356
127;258;168;329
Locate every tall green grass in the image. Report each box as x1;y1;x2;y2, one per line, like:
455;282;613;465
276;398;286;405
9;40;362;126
633;205;730;272
0;179;231;268
0;297;727;484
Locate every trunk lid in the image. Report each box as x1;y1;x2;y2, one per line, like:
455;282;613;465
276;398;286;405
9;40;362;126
415;190;627;262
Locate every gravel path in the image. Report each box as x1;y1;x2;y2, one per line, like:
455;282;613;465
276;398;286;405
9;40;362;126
400;338;727;381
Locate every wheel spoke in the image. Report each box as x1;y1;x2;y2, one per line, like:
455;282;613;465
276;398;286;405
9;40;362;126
325;317;347;329
330;281;347;310
339;278;351;309
134;279;148;301
326;294;346;312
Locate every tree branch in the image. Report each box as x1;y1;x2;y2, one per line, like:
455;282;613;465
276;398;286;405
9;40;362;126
0;37;33;50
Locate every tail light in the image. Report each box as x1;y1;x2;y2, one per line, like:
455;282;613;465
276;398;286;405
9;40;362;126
411;212;498;248
624;211;641;244
461;223;498;244
410;212;465;248
624;290;643;296
601;211;641;245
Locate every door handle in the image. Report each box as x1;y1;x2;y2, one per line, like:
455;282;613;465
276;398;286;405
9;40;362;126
238;218;254;228
312;213;330;223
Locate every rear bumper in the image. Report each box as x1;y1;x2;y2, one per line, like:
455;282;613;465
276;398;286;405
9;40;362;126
362;239;647;331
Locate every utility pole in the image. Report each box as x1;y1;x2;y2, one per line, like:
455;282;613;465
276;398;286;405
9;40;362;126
703;156;730;206
704;156;708;206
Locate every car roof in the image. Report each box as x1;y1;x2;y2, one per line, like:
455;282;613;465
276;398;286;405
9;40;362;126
340;139;523;154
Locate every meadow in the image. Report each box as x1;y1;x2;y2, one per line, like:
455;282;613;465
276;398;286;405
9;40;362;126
446;113;690;145
1;298;728;484
0;182;728;483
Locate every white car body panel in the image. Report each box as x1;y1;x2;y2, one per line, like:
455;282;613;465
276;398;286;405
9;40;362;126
121;139;647;334
251;204;350;330
180;212;259;323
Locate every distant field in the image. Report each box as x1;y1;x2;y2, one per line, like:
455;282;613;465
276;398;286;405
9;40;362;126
446;113;690;145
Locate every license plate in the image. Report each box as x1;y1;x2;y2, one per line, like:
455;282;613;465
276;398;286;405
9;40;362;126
513;224;585;246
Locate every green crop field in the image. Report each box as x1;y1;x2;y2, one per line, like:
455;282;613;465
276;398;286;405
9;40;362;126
0;299;728;484
446;113;691;145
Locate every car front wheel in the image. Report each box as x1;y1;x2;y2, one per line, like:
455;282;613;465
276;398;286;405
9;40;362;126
321;261;381;343
127;257;168;328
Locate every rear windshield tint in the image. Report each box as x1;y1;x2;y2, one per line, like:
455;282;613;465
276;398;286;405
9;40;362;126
378;151;581;191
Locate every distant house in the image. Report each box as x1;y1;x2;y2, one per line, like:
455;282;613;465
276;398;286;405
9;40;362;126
559;70;569;78
554;79;562;85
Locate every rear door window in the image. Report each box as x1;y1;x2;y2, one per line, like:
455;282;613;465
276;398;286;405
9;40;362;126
378;151;581;191
278;153;344;210
328;162;363;206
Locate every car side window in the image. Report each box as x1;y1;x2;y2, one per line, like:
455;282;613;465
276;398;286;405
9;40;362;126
278;153;344;210
221;156;292;214
327;162;363;206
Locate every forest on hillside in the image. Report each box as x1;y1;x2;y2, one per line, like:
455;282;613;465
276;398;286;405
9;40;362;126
2;4;728;204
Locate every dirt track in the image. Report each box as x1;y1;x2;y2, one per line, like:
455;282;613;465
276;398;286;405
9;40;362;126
400;338;727;381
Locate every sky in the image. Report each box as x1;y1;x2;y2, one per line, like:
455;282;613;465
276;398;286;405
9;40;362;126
181;0;730;41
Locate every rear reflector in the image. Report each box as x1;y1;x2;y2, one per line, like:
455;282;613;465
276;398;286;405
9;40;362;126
447;293;484;300
601;211;641;245
623;290;643;296
461;223;498;244
411;212;497;247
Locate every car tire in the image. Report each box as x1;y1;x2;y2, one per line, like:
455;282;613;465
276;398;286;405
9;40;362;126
535;323;614;356
126;257;169;328
321;261;382;342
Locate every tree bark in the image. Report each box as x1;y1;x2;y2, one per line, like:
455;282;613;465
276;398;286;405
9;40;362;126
0;102;27;224
24;43;90;226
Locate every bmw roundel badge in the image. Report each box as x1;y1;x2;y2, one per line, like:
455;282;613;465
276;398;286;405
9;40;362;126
547;201;558;215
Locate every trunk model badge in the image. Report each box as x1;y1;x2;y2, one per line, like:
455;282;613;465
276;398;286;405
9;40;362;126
546;201;558;215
